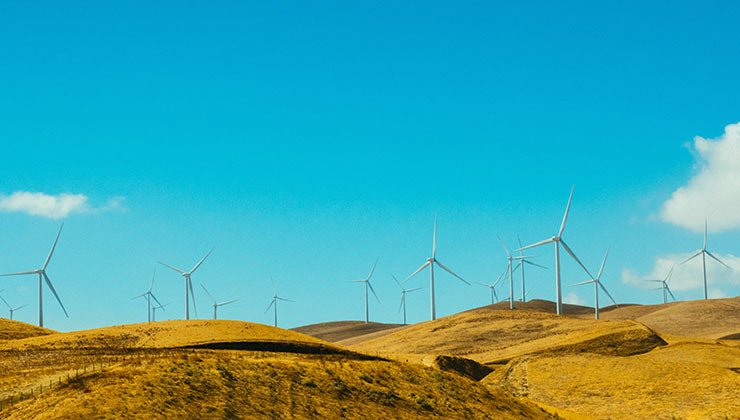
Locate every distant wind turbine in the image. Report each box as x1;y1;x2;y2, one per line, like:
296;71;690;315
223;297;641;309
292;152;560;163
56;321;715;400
0;294;27;321
475;267;507;305
0;223;68;327
132;270;162;323
680;220;730;300
392;275;421;325
646;264;676;304
201;284;238;320
571;247;618;320
497;236;545;309
265;278;293;327
406;216;469;320
516;235;547;302
348;259;380;323
158;248;214;320
151;302;172;322
515;186;593;315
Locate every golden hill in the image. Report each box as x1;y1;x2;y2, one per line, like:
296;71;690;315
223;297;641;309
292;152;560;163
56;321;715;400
0;320;338;352
596;296;740;340
292;320;404;344
350;305;665;364
485;341;740;419
0;318;54;341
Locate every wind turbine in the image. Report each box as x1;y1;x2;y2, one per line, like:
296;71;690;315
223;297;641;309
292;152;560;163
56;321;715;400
132;270;162;323
497;235;545;309
0;223;68;327
646;264;677;304
571;247;618;320
265;278;294;327
680;220;730;300
158;248;213;320
406;215;469;320
0;294;27;321
348;258;380;323
515;186;593;315
516;235;547;302
392;275;421;325
200;284;238;320
475;267;507;305
151;302;172;322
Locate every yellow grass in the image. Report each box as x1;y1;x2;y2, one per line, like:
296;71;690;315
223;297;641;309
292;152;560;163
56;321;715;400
0;319;54;341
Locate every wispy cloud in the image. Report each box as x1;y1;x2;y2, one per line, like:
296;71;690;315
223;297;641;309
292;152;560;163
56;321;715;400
660;122;740;233
621;252;740;294
563;291;587;306
0;191;125;219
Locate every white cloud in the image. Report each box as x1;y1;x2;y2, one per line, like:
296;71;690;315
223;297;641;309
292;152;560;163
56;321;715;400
660;122;740;233
621;252;740;296
563;291;587;306
0;191;125;219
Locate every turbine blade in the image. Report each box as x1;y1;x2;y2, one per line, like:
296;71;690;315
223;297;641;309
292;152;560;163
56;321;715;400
666;285;676;301
597;281;618;307
496;234;511;257
43;223;64;270
597;246;610;280
367;281;380;303
131;292;148;300
150;292;163;308
218;299;238;306
405;261;431;282
264;299;275;314
514;238;555;252
475;281;490;288
189;279;197;316
157;262;186;274
492;267;508;288
0;270;38;277
367;257;379;280
665;264;676;282
398;294;404;313
558;185;575;237
271;276;277;295
559;239;594;279
200;284;216;304
705;250;731;269
15;304;28;311
149;270;156;292
517;235;524;256
42;272;69;318
432;214;437;259
277;297;295;302
0;295;10;309
189;248;214;274
524;260;548;269
704;219;707;249
679;251;702;265
571;279;594;287
434;260;469;285
406;287;422;293
392;274;404;291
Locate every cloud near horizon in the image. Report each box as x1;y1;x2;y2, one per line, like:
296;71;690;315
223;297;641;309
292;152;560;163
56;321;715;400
660;122;740;233
0;191;125;219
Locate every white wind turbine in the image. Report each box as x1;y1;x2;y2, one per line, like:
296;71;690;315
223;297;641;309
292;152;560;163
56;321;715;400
0;223;68;327
0;293;27;321
646;264;677;304
151;302;172;322
406;216;469;320
392;275;421;325
348;259;380;323
132;270;162;323
680;221;730;300
158;248;214;320
497;236;545;309
201;284;238;320
516;235;547;302
571;247;618;320
475;267;507;305
515;186;593;315
265;278;294;327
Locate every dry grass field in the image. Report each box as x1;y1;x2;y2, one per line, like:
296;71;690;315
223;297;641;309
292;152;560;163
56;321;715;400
292;320;405;345
0;319;54;341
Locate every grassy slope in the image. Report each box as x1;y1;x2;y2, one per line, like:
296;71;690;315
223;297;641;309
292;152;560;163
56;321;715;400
1;352;557;420
350;306;665;364
0;319;54;341
292;321;405;344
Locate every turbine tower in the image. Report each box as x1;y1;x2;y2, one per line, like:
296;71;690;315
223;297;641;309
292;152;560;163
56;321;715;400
151;302;171;322
0;294;27;321
201;284;238;320
517;235;547;302
571;247;618;319
392;275;420;325
349;259;380;323
158;248;213;320
646;264;676;304
406;215;469;320
497;236;544;309
132;270;162;323
0;223;69;327
680;221;730;300
515;186;593;315
265;278;293;327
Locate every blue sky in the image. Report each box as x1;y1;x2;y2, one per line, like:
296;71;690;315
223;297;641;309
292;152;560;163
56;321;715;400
1;1;740;331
